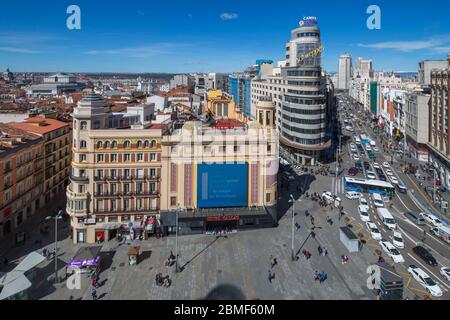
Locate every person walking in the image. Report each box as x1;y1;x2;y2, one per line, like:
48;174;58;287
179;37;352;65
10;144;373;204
295;222;301;231
318;245;323;255
313;271;319;282
310;216;315;225
322;247;328;257
91;287;97;300
268;270;274;283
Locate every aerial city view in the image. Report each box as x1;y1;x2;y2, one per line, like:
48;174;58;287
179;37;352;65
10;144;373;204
0;0;449;305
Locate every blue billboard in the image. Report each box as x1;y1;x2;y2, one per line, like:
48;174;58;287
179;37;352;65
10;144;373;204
197;163;248;208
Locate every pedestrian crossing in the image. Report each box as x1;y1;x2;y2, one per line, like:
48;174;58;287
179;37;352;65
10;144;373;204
335;178;345;194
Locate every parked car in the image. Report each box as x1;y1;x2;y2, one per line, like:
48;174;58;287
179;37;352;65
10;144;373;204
353;155;360;161
440;267;450;282
365;221;382;240
346;191;362;200
322;192;342;204
412;246;438;267
359;197;368;206
380;240;405;263
385;168;394;176
396;184;407;194
389;176;399;184
382;162;390;168
421;213;443;228
390;231;404;249
363;162;371;170
373;162;381;169
348;167;358;176
373;147;380;152
408;265;443;297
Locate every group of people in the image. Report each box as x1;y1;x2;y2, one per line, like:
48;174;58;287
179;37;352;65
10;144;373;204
302;249;312;260
341;255;349;264
155;273;172;288
165;251;176;267
317;245;328;257
267;255;278;283
313;271;328;284
90;273;100;300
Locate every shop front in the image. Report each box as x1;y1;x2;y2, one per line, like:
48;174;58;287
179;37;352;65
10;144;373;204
205;216;240;233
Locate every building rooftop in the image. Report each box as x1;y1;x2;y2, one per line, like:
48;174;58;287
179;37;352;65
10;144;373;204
9;117;69;135
0;123;42;156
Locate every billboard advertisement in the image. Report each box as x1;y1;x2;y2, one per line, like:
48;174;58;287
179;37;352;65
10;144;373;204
197;163;248;208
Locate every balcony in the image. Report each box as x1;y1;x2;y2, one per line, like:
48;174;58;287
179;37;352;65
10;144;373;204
135;190;159;197
119;175;133;181
94;176;106;182
66;186;89;201
70;174;89;183
94;208;157;214
147;175;160;181
94;191;122;197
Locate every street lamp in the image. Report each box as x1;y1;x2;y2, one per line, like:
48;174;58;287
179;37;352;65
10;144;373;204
289;195;297;261
175;205;183;273
46;209;63;284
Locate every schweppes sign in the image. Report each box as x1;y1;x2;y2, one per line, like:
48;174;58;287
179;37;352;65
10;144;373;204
297;45;324;63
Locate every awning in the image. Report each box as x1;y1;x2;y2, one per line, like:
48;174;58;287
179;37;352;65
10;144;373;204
0;274;32;300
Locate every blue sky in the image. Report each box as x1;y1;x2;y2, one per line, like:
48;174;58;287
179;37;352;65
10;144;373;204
0;0;449;73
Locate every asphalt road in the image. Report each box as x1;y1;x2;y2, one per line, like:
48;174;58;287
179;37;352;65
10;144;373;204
336;94;450;299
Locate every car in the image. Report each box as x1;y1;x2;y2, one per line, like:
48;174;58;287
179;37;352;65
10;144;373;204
389;176;399;184
350;146;357;153
350;143;356;149
421;213;443;228
373;147;380;152
382;161;390;168
372;194;385;208
365;221;382;240
412;246;438;267
390;231;404;249
322;192;342;203
441;267;450;282
366;171;377;180
379;240;405;263
385;168;394;176
358;205;370;222
373;162;381;169
396;184;407;194
363;162;370;170
408;265;443;297
346;191;362;200
348;167;358;176
353;155;360;161
359;197;368;206
365;146;372;152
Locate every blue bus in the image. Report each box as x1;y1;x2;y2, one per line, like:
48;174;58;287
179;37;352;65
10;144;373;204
344;177;395;196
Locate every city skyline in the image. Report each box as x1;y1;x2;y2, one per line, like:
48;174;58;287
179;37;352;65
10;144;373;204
1;0;449;73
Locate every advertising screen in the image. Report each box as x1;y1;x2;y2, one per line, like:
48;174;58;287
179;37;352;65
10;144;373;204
197;163;248;208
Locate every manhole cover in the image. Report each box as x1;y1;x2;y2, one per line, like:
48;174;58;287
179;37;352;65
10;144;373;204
119;262;125;267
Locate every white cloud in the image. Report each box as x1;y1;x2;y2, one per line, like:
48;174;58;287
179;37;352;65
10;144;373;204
0;47;41;54
84;43;191;58
220;13;239;20
357;37;450;52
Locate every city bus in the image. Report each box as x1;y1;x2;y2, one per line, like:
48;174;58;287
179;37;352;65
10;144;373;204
344;177;395;196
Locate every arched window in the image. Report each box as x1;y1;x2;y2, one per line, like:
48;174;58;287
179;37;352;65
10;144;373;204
112;141;118;149
104;141;110;148
136;140;142;148
97;141;103;149
80;121;88;130
150;140;157;148
124;140;131;148
144;140;149;148
80;140;87;149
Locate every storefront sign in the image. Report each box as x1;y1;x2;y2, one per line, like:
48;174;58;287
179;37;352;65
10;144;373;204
297;45;323;63
66;256;100;267
84;218;96;225
207;216;240;222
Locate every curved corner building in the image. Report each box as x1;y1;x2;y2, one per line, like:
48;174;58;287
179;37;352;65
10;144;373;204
280;22;331;165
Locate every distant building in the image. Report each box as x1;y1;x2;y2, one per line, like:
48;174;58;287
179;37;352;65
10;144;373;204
193;73;228;96
146;95;168;112
228;74;252;116
169;75;193;91
337;53;352;91
405;91;430;162
27;73;85;97
418;60;448;90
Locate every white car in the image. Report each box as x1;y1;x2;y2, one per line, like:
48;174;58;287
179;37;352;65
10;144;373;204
390;231;404;249
385;168;394;176
322;192;342;203
350;143;356;149
350;146;357;153
373;147;380;152
382;162;390;168
421;213;443;228
379;240;405;263
366;221;382;240
353;155;360;161
359;197;368;206
440;267;450;282
389;176;399;184
346;191;362;200
373;162;381;169
408;265;443;297
366;171;377;180
358;205;370;222
365;146;372;152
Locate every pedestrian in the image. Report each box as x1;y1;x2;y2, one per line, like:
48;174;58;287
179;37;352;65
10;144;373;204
269;255;274;267
268;270;274;283
318;245;323;255
273;257;278;267
311;231;316;239
91;287;97;300
295;222;301;230
313;271;319;282
310;216;315;225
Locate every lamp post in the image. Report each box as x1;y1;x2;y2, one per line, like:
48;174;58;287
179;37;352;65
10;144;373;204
46;210;63;284
289;195;296;261
175;205;182;273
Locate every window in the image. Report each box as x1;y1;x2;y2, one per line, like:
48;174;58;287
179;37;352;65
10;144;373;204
124;154;131;162
111;154;117;162
136;168;144;178
97;154;104;162
137;198;144;210
112;141;117;148
124;169;130;178
170;197;177;206
110;199;117;210
79;154;86;162
124;140;131;148
136;140;142;148
80;121;87;130
266;193;271;202
144;140;150;148
80;140;87;149
137;182;143;193
122;215;130;221
110;169;117;178
104;141;110;148
150;183;156;193
110;184;117;194
150;140;157;148
150;168;156;177
97;141;103;149
137;153;143;161
124;183;130;194
150;153;157;161
96;169;103;178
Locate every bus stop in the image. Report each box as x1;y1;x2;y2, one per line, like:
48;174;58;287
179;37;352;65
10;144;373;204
340;226;361;253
